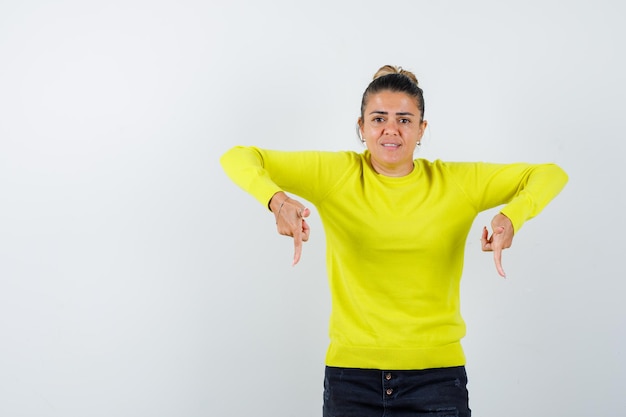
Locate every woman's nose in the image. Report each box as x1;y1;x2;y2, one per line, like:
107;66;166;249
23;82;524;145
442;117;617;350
384;121;399;134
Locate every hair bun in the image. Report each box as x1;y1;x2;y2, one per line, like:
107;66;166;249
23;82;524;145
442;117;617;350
373;65;419;86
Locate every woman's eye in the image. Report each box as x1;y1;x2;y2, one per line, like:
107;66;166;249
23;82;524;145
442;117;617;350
373;117;385;123
399;118;410;124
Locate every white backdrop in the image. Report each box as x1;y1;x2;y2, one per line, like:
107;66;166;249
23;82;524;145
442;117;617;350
1;1;624;416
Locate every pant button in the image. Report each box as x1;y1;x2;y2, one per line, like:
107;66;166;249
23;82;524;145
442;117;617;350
386;388;393;395
385;372;392;380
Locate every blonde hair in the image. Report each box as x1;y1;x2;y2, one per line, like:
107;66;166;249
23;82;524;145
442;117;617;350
372;65;419;86
360;65;425;121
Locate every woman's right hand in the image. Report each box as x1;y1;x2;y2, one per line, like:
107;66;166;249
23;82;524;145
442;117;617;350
270;192;311;266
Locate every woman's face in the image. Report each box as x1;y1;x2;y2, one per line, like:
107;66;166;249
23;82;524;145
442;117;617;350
359;90;427;177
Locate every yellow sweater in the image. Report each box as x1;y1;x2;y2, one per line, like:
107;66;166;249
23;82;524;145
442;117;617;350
220;146;568;370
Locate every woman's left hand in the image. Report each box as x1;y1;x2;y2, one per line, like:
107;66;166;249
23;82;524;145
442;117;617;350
481;213;514;277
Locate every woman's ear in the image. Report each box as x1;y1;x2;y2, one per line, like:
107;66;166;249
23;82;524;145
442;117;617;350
419;120;428;138
357;118;365;142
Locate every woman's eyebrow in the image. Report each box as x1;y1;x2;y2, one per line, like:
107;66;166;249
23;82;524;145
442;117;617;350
369;110;415;116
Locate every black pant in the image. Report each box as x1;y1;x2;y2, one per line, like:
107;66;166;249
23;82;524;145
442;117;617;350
323;366;471;417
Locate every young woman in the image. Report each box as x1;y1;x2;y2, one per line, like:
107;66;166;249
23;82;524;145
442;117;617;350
220;65;568;416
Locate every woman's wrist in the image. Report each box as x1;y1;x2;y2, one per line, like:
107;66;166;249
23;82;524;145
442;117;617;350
269;191;288;213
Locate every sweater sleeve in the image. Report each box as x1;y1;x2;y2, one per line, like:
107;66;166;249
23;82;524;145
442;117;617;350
220;146;283;208
219;146;358;209
498;163;568;232
446;161;568;232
